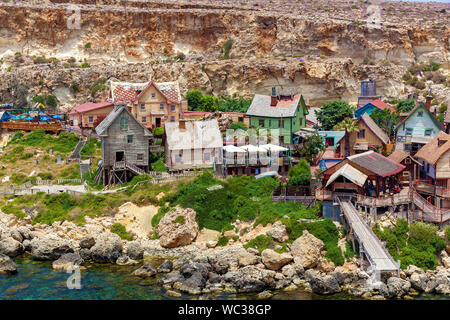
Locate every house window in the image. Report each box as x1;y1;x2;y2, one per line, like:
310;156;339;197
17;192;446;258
405;158;411;164
404;143;412;151
89;116;93;123
280;135;285;143
279;119;284;128
140;104;145;111
238;117;243;122
425;129;432;136
203;152;210;162
259;119;265;127
170;105;175;112
405;128;413;136
151;93;156;98
418;111;423;117
160;104;164;110
427;163;430;172
170;116;175;122
403;171;409;177
127;135;133;144
120;116;128;131
357;129;365;139
142;116;146;123
137;153;143;161
175;153;182;163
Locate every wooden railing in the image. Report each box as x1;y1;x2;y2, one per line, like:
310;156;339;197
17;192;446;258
1;121;62;132
414;180;450;198
411;189;450;223
356;192;412;207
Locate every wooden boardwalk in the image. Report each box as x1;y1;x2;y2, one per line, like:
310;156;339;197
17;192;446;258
339;199;400;274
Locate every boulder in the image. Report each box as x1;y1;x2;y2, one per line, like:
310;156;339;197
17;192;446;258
179;272;206;295
22;239;31;252
30;234;73;261
90;233;123;263
157;206;198;248
316;257;335;273
281;264;297;279
17;226;32;241
386;277;411;297
261;249;293;271
126;241;143;260
440;250;450;269
266;221;289;243
79;248;91;261
116;255;139;266
157;260;174;273
0;253;17;275
304;269;341;294
290;230;324;269
79;236;95;249
409;272;429;292
133;263;157;278
52;253;84;271
405;265;424;277
180;261;211;279
9;228;23;243
238;251;259;267
0;237;24;257
223;266;277;293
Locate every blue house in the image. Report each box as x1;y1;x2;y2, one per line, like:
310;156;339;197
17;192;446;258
394;101;444;154
354;99;395;119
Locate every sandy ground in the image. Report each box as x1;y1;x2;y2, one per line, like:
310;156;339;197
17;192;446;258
195;228;221;244
116;202;158;239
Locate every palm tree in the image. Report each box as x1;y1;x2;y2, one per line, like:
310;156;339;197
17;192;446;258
334;118;359;157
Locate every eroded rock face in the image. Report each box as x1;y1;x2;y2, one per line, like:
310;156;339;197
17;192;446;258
0;253;17;275
157;260;174;273
30;235;73;261
223;266;277;293
90;233;123;264
157;206;198;248
261;249;293;271
290;230;324;269
126;241;144;260
238;251;259;267
304;269;341;295
385;277;411;298
266;221;289;243
0;237;24;257
79;236;96;250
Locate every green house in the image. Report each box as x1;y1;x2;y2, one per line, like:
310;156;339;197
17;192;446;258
245;87;308;145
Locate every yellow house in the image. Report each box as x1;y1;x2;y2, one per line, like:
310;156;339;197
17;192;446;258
110;80;188;129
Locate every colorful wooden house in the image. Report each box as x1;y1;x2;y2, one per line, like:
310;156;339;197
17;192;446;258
394;99;444;155
338;113;389;156
246;87;308;146
387;149;422;185
354;99;395;119
69;102;114;128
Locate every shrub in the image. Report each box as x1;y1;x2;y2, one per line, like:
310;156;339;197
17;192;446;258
1;204;26;218
217;236;229;247
175;215;185;225
344;241;355;259
243;235;275;253
38;172;53;180
110;223;133;241
152;127;164;136
288;158;311;186
84;42;91;49
152;205;170;227
221;39;233;60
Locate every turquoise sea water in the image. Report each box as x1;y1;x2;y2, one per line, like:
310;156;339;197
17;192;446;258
0;256;448;300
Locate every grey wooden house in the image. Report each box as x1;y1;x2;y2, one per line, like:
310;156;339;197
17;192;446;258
95;103;154;185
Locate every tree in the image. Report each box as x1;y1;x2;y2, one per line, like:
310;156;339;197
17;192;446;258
288;158;311;186
185;90;203;110
294;132;325;163
200;95;219;112
334;118;359;157
315;100;355;130
370;108;400;140
396;99;415;113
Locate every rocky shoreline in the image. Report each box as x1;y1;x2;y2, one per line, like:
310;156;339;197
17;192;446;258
0;210;449;300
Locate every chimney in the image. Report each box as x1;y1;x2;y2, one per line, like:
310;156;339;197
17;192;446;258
425;89;433;111
270;87;278;107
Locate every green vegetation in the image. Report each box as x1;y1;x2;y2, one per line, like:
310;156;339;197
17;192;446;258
287;159;311;186
315;100;355;130
91;78;107;97
396;99;416;113
370;108;400;139
32;94;58;108
221;39;233;60
110;223;133;241
294;132;325;163
185;90;252;113
152;127;164;136
244;234;287;254
80;137;101;156
157;172;318;232
344;241;356;259
373;219;446;270
9;130;79;154
175;215;185;225
217;236;229;247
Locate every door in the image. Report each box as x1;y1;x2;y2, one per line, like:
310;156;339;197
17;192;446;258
115;151;124;162
156;118;161;127
325;137;334;147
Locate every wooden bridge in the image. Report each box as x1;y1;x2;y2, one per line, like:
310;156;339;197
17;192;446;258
0;121;62;132
337;197;400;279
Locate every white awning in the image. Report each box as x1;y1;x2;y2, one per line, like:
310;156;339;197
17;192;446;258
239;144;267;153
223;145;246;153
326;164;368;188
259;144;289;152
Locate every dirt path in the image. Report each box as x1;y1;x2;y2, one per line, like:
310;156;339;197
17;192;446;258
116;202;159;239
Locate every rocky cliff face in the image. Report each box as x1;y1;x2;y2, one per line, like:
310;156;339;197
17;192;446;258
0;0;448;107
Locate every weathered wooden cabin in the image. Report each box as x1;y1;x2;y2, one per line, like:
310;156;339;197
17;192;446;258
95;103;154;185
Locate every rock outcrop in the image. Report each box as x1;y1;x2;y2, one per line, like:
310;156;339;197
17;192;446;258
52;253;84;271
90;233;123;263
266;221;289;243
157;206;198;248
30;234;74;261
0;253;17;274
290;230;324;269
261;249;293;271
0;237;24;257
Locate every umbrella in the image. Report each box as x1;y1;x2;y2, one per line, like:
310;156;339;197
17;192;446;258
9;115;17;119
17;115;26;119
40;116;50;121
24;116;34;120
38;111;45;115
52;115;63;119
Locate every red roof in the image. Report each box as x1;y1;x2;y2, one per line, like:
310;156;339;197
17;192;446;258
369;99;395;112
70;102;114;114
183;111;210;117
